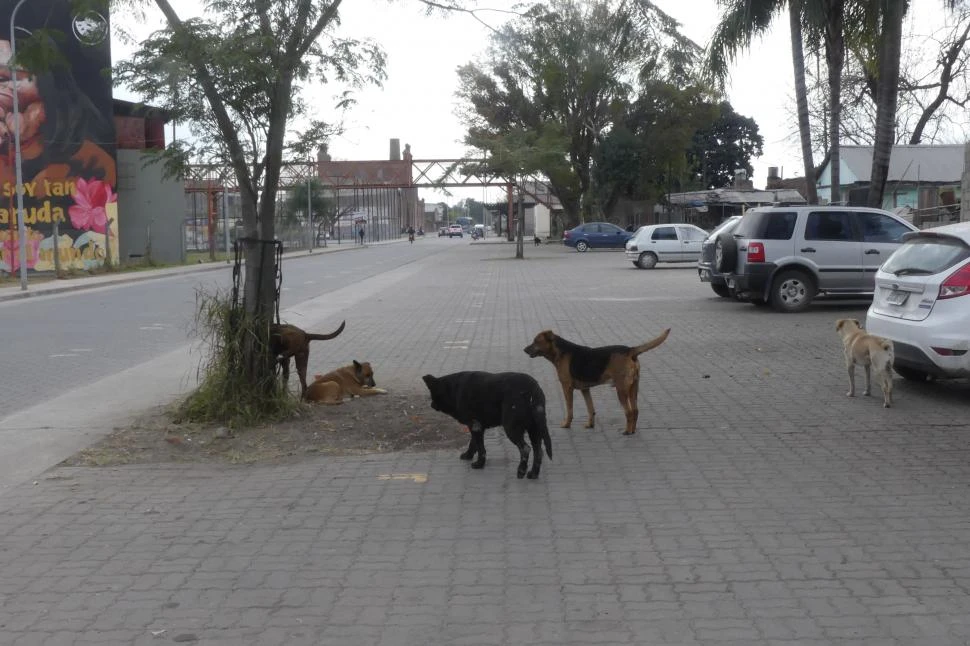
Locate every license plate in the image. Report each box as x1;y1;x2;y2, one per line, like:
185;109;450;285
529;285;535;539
886;290;909;306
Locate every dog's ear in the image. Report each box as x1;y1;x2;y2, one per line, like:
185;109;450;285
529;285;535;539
422;374;436;386
835;319;845;330
353;359;361;370
852;318;861;327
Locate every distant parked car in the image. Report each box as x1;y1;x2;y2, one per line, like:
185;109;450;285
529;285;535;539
697;216;742;297
624;223;708;269
438;227;448;237
866;221;970;381
562;222;632;252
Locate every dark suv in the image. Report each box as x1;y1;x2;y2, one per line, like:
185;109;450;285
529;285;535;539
714;206;918;312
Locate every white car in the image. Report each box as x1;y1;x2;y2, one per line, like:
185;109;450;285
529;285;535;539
624;224;708;269
866;221;970;381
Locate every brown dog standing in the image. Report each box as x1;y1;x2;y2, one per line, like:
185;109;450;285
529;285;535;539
269;321;345;398
835;318;894;408
305;361;387;404
524;328;670;435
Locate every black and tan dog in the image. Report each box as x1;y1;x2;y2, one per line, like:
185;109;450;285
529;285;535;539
269;321;345;398
524;328;670;435
422;371;552;479
305;360;387;404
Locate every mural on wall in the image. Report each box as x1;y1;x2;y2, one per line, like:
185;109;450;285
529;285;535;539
0;0;116;273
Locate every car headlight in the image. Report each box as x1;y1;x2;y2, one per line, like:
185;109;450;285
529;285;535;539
627;245;637;252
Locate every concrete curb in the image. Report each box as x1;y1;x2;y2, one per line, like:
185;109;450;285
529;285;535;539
0;239;402;303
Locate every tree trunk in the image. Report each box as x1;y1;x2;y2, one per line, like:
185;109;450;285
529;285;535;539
868;0;905;208
825;0;845;204
790;0;819;204
515;187;524;259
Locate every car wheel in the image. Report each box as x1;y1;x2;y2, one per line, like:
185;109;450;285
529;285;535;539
714;235;738;273
711;283;731;298
770;270;815;313
637;252;658;269
894;365;929;382
575;240;589;252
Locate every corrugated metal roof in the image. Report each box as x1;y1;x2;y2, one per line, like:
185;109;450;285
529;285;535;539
837;144;965;183
667;188;806;206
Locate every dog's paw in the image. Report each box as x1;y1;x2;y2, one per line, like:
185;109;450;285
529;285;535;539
863;390;872;397
526;470;540;479
370;388;388;394
459;450;475;461
846;391;855;397
622;430;636;436
471;458;486;469
559;421;571;429
516;469;526;479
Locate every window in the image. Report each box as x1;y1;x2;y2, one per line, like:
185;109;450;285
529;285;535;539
758;212;797;240
651;227;678;241
857;212;911;243
805;211;854;241
680;226;707;241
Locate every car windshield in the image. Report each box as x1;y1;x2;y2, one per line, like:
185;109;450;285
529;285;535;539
881;236;970;276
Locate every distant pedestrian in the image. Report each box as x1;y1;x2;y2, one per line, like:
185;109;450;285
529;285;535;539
358;225;365;245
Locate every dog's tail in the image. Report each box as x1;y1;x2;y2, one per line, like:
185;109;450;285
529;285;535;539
533;403;552;459
306;320;346;342
876;338;895;374
631;328;671;357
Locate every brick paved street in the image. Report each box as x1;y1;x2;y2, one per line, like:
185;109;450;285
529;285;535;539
2;240;970;645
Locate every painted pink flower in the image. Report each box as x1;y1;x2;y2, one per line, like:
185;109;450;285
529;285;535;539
68;178;116;234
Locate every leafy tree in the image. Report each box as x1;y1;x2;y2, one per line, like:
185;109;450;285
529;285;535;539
114;0;387;400
592;80;718;214
458;0;701;227
687;101;764;188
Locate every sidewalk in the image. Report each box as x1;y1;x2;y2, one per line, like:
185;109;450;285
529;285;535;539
0;237;403;303
3;244;969;645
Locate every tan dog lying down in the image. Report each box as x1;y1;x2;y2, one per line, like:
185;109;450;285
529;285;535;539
835;318;894;408
305;361;387;404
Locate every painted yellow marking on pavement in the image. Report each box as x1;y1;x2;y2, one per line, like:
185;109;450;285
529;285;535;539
377;473;428;483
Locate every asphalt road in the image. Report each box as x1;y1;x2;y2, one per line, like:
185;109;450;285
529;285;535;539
0;237;457;420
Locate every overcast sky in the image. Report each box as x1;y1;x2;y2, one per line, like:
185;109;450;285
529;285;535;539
111;0;946;204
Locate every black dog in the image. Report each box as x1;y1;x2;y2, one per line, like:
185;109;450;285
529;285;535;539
533;235;542;246
422;371;552;479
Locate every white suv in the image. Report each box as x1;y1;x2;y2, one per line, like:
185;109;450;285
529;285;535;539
717;205;918;312
866;221;970;381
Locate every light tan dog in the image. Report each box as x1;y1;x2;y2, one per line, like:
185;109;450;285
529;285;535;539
835;318;894;408
305;360;387;404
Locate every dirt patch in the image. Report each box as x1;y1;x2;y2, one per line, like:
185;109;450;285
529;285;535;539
62;389;466;467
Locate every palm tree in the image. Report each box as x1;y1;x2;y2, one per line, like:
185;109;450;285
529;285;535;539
789;0;819;204
706;0;820;204
866;0;907;208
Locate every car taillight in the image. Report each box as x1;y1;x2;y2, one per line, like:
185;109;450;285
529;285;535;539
563;231;571;239
939;262;970;299
747;242;765;263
